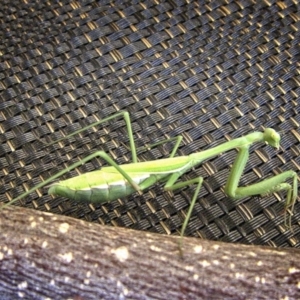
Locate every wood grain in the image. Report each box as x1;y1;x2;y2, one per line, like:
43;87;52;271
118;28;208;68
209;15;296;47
0;206;299;299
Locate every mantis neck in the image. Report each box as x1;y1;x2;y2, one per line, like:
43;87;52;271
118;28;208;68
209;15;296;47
190;132;265;162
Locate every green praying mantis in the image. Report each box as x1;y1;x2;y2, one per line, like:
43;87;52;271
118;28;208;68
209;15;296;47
1;111;298;252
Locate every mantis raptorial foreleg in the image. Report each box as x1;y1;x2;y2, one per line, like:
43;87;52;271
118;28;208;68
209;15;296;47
224;145;297;227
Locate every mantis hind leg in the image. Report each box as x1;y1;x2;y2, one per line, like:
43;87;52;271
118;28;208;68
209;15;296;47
224;146;298;227
2;150;142;209
46;110;138;163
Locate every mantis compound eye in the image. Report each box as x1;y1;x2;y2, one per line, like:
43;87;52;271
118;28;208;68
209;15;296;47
264;128;281;149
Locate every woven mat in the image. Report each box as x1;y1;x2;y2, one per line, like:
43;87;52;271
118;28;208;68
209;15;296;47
0;0;299;248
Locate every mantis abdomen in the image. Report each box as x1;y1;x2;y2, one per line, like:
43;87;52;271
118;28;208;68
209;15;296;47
48;156;192;203
48;169;151;203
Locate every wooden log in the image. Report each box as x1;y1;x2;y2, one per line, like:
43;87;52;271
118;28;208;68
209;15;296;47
0;206;299;299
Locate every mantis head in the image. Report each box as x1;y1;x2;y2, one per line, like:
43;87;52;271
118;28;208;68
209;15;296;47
264;128;281;149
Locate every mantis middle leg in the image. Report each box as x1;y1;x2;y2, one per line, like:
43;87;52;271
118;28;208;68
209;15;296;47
137;136;183;158
162;170;204;254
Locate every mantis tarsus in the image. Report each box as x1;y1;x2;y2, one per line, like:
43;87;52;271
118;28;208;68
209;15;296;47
2;111;298;252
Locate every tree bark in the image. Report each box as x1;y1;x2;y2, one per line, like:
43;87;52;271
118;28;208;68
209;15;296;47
0;206;299;299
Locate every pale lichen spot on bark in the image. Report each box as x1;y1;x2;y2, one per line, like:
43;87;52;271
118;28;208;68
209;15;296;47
38;217;44;222
193;273;199;280
59;222;70;234
255;276;265;284
248;251;257;257
30;221;37;228
111;246;129;262
58;252;73;263
212;244;220;250
23;238;28;244
235;272;245;279
123;287;129;296
288;267;300;274
84;272;91;285
50;279;55;285
264;248;285;255
18;292;24;298
18;281;28;289
185;265;194;271
64;276;70;283
256;260;263;266
0;252;4;260
117;280;122;287
159;256;167;261
200;260;210;267
213;260;220;265
150;245;162;252
42;241;48;248
117;280;129;296
194;245;203;253
230;263;235;269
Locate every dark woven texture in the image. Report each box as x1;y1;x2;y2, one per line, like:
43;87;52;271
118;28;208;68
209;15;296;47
0;0;299;248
